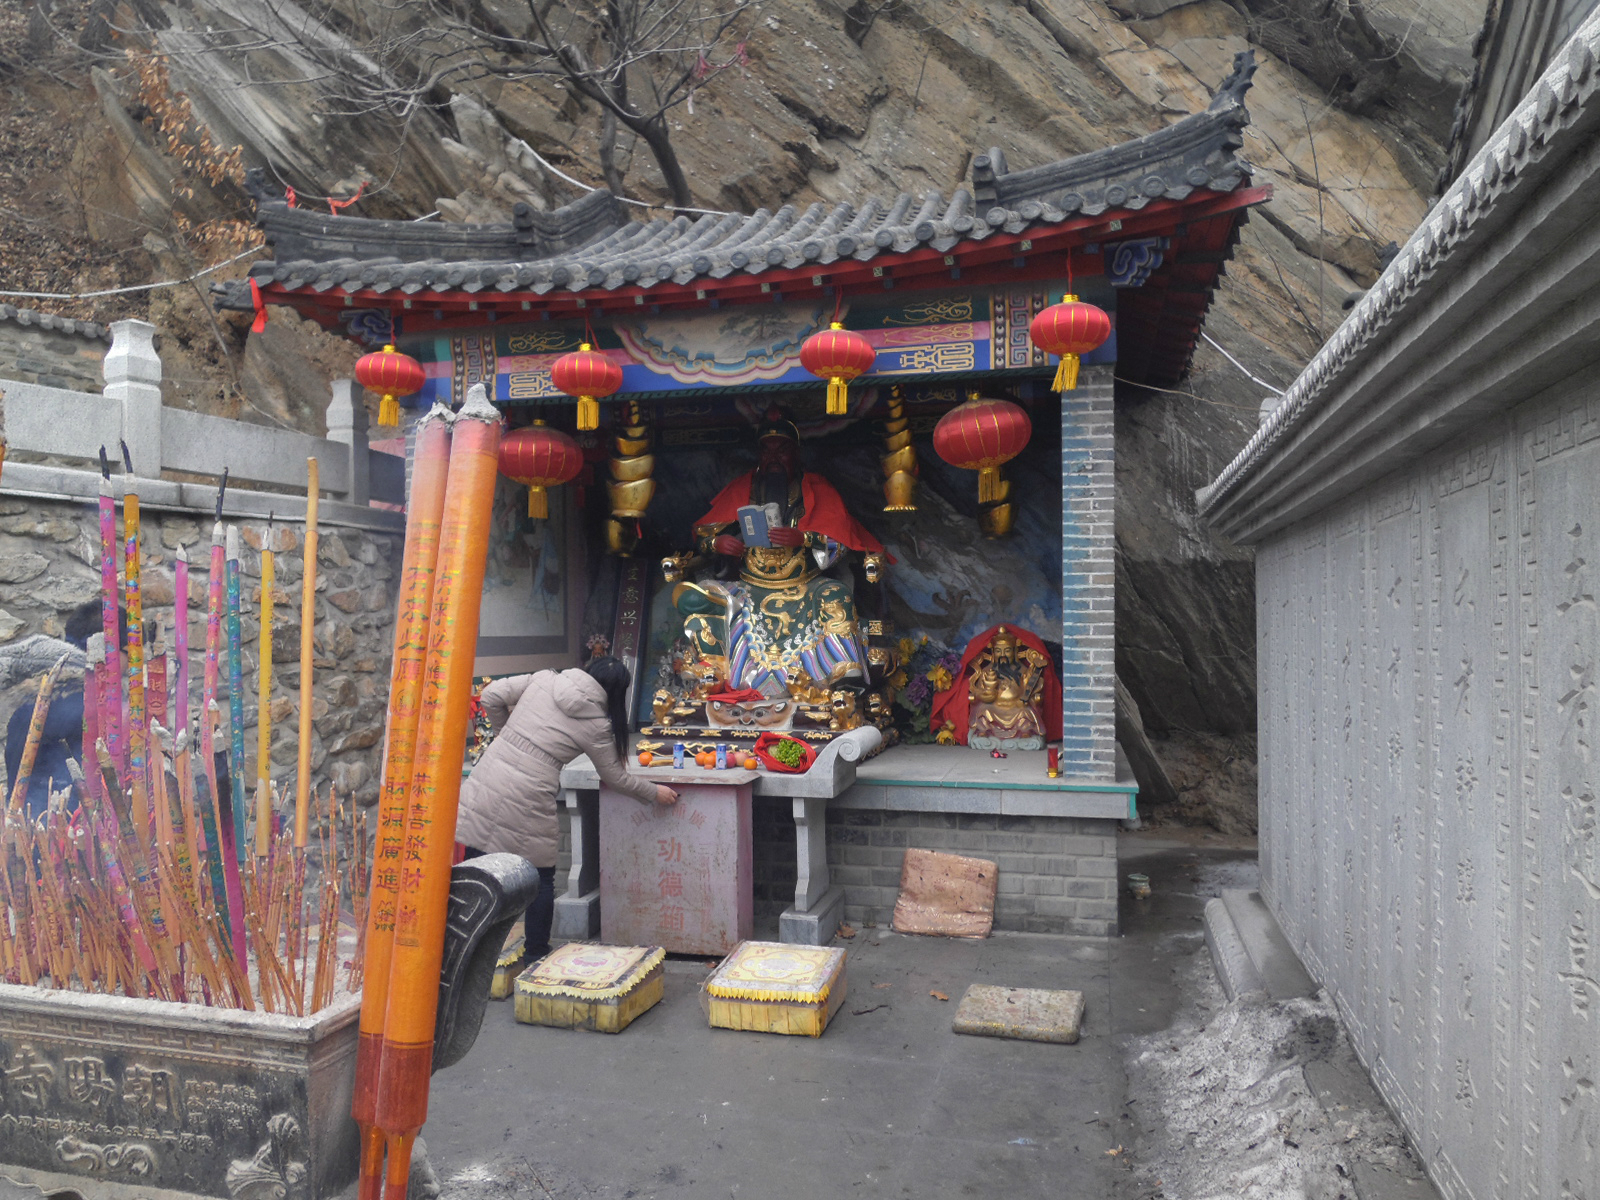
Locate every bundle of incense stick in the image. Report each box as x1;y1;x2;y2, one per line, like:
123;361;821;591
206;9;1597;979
0;455;369;1011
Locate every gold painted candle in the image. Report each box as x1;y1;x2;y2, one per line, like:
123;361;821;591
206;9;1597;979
352;404;453;1200
374;386;501;1200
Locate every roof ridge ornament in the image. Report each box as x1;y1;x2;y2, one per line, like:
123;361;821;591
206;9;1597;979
1207;50;1259;113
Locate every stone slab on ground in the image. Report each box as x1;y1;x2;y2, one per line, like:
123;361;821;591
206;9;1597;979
1219;887;1318;1000
951;984;1086;1044
1202;895;1265;1001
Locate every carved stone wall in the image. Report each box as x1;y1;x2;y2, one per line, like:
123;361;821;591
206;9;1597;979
0;987;359;1199
1255;378;1599;1200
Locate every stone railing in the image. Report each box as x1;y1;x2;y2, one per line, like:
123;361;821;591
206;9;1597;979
0;319;404;529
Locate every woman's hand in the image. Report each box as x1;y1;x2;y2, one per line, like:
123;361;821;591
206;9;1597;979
654;785;680;807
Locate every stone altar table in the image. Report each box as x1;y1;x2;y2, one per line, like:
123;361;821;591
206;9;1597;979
598;766;756;955
557;728;881;947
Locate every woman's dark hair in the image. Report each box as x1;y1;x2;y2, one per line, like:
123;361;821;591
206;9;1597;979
583;656;633;754
63;600;129;651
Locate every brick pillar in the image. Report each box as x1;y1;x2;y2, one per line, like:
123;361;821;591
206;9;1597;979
1058;365;1116;778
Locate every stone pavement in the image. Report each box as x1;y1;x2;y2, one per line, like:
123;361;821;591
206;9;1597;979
422;832;1263;1200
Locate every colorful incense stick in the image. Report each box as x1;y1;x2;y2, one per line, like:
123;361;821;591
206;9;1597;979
96;454;124;784
296;460;319;848
122;445;149;846
353;403;453;1200
374;387;501;1200
175;544;191;744
226;527;248;862
255;520;276;858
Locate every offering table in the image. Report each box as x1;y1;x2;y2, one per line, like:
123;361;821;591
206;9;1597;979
557;728;882;948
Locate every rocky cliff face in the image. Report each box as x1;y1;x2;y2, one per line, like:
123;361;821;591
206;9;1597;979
0;0;1485;829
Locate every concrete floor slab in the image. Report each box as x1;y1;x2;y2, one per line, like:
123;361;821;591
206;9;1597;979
426;929;1131;1199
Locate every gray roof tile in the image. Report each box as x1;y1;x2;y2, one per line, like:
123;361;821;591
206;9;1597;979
221;53;1260;311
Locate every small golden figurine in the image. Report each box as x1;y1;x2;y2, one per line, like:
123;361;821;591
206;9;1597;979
966;627;1049;750
931;624;1059;750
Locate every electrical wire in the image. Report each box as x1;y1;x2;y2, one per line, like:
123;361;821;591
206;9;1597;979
0;245;268;302
515;143;739;218
1201;331;1285;395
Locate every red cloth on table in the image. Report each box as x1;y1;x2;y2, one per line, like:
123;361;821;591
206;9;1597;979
752;732;818;774
928;624;1063;746
708;684;767;704
696;471;889;558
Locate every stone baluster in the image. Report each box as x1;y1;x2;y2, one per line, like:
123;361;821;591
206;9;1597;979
103;319;162;478
325;379;370;504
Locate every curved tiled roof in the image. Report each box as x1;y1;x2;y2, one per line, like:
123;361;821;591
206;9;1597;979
1199;17;1600;523
225;54;1260;305
0;304;110;341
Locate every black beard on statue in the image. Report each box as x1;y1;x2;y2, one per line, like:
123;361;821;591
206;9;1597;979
752;465;796;524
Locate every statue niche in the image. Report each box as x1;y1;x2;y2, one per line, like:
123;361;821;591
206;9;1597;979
656;409;895;739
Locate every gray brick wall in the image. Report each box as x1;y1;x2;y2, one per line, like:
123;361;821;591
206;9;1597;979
1059;365;1116;778
823;809;1118;936
0;309;108;393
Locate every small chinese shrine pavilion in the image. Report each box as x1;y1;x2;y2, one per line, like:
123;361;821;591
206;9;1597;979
220;54;1267;941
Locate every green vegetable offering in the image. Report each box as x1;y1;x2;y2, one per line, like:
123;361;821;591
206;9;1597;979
772;738;805;768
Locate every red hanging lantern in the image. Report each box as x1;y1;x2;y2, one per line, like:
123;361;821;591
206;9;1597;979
498;420;582;519
799;322;876;416
354;344;426;427
550;343;622;432
1028;295;1111;392
932;393;1032;505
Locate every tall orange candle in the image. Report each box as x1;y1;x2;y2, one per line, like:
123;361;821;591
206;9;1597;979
374;386;501;1200
295;460;319;849
352;404;454;1200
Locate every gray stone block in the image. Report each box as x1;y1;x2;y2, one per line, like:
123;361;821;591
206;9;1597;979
1076;857;1118;878
1066;918;1112;937
779;886;845;946
1075;899;1118;922
1066;878;1111;899
982;832;1030;851
552;889;600;939
995;853;1037;874
1033;856;1079;876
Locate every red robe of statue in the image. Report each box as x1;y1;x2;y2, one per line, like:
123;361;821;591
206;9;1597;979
929;624;1063;745
696;471;886;555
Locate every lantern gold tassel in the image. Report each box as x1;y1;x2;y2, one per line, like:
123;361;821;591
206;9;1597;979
379;394;400;427
827;377;848;416
577;396;599;431
526;484;549;520
978;466;1006;505
1053;352;1080;394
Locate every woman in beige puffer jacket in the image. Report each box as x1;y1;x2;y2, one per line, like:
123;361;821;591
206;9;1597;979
455;657;677;959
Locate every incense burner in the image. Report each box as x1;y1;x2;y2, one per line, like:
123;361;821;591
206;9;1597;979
0;985;360;1200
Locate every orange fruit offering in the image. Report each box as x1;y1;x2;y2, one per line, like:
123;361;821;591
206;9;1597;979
638;750;653;767
742;755;758;770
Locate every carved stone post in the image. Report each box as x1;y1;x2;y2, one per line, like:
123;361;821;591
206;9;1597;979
104;319;162;478
325;379;370;505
